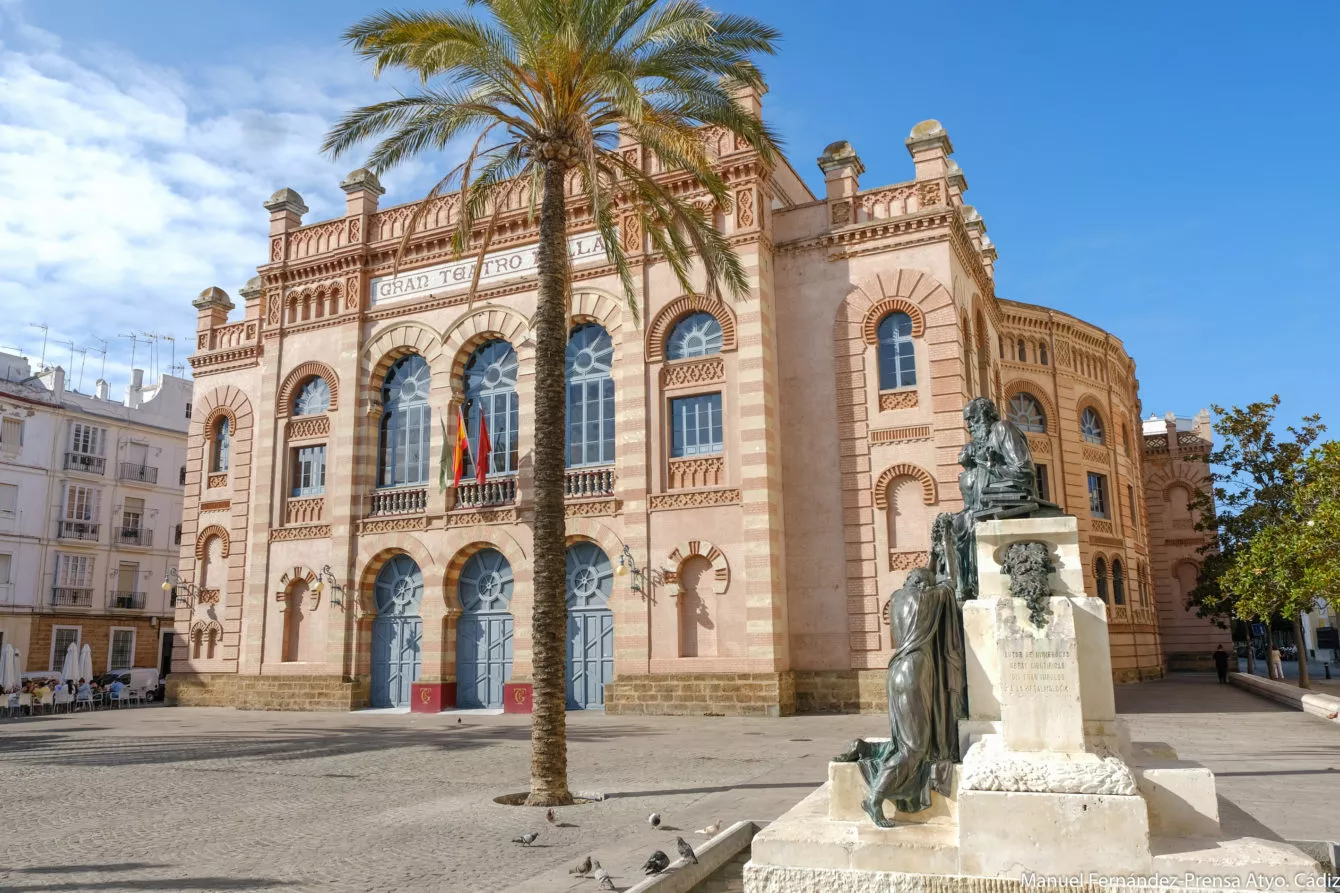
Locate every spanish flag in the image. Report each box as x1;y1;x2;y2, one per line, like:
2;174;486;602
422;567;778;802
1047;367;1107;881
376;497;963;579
451;406;471;488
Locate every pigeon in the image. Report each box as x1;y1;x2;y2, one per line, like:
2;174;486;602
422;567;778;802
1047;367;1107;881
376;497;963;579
694;819;722;837
642;850;670;875
512;832;539;846
546;808;557;824
594;865;615;890
569;856;591;876
676;836;698;865
647;812;661;829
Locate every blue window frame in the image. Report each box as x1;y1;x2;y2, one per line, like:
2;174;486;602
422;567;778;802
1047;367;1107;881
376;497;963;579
1088;472;1108;518
670;393;723;457
378;355;431;487
291;445;326;497
211;417;230;473
666;312;723;360
293;377;331;416
877;312;916;390
464;340;519;477
566;324;615;468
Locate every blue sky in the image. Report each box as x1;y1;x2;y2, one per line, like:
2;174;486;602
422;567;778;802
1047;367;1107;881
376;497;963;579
5;0;1338;430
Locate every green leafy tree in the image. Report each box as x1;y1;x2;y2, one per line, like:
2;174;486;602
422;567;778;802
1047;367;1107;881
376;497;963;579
1187;397;1328;688
324;0;780;805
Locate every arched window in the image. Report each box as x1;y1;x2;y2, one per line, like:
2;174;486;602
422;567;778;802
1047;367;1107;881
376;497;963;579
1094;557;1109;602
1112;559;1126;605
1016;339;1027;362
378;355;431;487
877;312;916;390
191;629;202;660
1007;393;1047;433
1121;422;1131;456
211;417;230;473
565;324;614;468
998;335;1005;360
1080;407;1105;445
464;340;519;477
282;582;307;662
666;312;723;360
887;476;928;552
1039;343;1049;366
293;377;331;416
1167;484;1194;522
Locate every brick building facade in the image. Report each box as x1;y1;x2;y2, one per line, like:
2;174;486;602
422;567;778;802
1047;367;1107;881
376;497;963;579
168;110;1168;714
1142;411;1232;670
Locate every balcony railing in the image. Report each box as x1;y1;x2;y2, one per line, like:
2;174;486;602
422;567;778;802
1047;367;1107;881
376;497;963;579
118;462;159;484
63;452;105;475
116;527;153;547
455;476;517;509
111;591;146;610
56;520;99;541
370;486;428;516
565;466;615;499
51;588;93;607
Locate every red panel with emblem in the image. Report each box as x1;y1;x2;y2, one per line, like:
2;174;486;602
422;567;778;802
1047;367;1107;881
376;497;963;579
410;682;444;713
503;682;533;714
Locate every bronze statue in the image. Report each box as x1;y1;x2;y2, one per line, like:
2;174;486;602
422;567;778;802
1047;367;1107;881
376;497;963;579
835;397;1056;827
834;563;965;826
1000;540;1057;628
946;397;1059;602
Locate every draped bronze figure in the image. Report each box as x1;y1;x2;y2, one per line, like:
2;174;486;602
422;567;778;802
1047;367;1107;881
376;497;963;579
835;397;1056;827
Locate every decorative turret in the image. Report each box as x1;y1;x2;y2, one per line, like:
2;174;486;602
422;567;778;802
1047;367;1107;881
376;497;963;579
905;119;953;181
817;140;864;200
263;188;308;265
341;168;385;218
193;286;234;338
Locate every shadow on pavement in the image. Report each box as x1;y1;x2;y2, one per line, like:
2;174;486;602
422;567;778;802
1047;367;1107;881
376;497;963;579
0;722;655;769
1115;676;1291;715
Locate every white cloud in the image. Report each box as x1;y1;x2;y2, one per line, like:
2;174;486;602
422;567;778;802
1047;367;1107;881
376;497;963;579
0;5;440;394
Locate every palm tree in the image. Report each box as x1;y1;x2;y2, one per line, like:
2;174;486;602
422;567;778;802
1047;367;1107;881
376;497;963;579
324;0;780;806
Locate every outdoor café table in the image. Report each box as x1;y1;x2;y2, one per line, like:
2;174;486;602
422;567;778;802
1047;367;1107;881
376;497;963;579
18;693;32;715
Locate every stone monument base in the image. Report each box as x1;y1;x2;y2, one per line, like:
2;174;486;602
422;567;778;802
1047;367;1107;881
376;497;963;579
745;513;1320;892
748;754;1319;892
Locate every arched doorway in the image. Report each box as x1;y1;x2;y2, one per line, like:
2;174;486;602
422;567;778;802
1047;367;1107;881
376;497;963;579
566;542;614;709
282;581;306;662
457;548;514;708
371;555;423;708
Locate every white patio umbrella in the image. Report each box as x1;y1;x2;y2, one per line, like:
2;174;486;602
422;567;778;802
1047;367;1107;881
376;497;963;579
61;642;79;682
0;643;16;691
80;644;93;681
8;649;20;690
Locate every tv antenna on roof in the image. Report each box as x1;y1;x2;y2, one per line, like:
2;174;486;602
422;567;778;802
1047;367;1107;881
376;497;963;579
28;324;49;368
51;339;75;377
90;339;108;382
119;333;141;371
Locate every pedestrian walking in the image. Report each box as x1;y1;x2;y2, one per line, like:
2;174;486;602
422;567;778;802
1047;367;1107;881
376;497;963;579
1213;645;1229;684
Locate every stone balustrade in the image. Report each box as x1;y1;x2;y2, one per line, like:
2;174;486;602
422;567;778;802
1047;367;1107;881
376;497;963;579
370;487;428;516
564;466;615;499
455;476;516;509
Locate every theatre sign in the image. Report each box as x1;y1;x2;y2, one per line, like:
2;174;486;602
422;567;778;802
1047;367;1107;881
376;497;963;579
370;231;609;306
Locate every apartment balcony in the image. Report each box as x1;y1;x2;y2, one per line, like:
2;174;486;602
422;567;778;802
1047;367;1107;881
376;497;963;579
564;466;615;499
369;486;428;516
115;527;153;548
55;520;100;542
118;462;159;485
454;476;516;509
63;452;105;475
111;591;146;610
51;588;93;607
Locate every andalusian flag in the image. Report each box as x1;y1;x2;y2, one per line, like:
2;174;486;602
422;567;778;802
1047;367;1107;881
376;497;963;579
451;406;471;488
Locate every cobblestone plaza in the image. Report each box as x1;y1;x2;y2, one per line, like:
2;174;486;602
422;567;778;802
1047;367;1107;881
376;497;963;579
2;677;1334;893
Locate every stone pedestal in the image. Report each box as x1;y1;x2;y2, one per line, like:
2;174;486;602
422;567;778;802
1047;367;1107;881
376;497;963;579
746;514;1321;892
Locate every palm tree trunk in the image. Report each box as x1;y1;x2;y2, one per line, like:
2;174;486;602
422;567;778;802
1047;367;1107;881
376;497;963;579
526;157;573;806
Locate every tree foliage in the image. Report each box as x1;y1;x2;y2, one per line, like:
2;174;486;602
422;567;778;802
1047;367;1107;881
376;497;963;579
1187;397;1337;687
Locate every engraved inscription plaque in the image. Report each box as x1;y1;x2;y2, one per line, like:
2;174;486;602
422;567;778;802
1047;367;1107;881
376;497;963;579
998;597;1084;753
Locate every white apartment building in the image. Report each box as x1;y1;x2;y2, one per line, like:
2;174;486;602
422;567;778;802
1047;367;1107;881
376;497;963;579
0;352;191;678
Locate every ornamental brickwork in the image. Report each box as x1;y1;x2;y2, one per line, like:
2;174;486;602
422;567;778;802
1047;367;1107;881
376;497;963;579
171;111;1179;715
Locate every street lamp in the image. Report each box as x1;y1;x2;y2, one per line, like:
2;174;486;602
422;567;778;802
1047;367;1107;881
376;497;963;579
311;565;352;612
160;567;201;610
615;544;643;594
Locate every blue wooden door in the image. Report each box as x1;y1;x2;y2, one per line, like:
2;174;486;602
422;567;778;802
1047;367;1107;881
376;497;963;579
456;549;514;709
371;555;423;708
565;542;614;709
